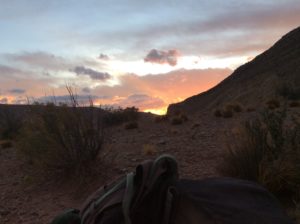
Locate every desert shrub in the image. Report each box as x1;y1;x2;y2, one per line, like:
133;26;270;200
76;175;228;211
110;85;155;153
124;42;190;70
103;107;139;127
220;108;300;199
17;88;105;176
222;109;233;118
214;109;222;117
277;82;300;100
289;101;300;108
170;117;183;125
266;99;280;109
124;121;138;129
232;104;243;112
0;105;25;139
246;107;256;112
142;144;157;155
154;114;169;123
0;140;13;149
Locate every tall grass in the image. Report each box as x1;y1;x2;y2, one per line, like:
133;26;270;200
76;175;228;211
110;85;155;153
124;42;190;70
220;108;300;199
17;87;106;177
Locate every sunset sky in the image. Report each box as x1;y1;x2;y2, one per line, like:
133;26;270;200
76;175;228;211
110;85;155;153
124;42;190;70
0;0;299;114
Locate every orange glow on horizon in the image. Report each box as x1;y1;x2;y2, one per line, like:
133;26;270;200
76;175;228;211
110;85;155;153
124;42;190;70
144;106;168;115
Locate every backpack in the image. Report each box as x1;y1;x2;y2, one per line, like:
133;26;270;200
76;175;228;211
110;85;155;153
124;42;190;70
51;155;178;224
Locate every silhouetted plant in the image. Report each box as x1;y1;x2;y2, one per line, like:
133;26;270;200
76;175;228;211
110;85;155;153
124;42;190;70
222;109;233;118
266;99;280;109
0;105;25;139
124;121;138;129
214;109;222;117
220;107;300;199
277;81;300;100
17;87;106;176
103;106;139;127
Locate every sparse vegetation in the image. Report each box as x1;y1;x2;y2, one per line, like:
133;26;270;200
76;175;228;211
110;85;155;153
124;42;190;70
154;114;169;123
289;101;300;108
277;81;300;100
214;109;222;117
220;108;300;202
142;144;157;155
222;109;233;118
103;106;139;127
0;105;25;140
124;121;138;129
17;87;106;177
246;107;256;112
266;99;280;109
0;140;13;149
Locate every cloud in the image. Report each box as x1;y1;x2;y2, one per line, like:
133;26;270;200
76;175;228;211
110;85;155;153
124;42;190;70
82;87;91;93
144;49;180;66
98;53;110;60
8;88;26;94
72;66;111;80
92;68;231;110
5;51;69;71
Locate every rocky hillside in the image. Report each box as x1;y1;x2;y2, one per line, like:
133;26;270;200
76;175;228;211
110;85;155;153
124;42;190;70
168;26;300;115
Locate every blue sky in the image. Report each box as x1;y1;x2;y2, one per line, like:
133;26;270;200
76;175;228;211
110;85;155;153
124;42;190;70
0;0;299;113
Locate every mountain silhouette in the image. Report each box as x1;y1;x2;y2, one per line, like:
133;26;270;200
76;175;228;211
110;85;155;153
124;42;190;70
168;26;300;115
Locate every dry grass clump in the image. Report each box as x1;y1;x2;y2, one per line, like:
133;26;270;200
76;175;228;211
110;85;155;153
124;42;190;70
154;115;169;123
142;144;157;155
170;113;188;125
17;87;106;177
220;108;300;201
103;106;139;127
246;107;256;112
214;103;243;118
266;99;280;109
214;109;222;117
289;101;300;108
0;105;25;140
222;109;233;118
0;140;13;149
124;121;138;129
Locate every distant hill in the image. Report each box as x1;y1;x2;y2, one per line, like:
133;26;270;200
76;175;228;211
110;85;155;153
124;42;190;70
167;26;300;115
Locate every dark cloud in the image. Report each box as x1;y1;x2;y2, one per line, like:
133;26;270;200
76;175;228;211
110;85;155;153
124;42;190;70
0;97;8;104
5;51;69;71
8;88;26;94
144;49;180;66
82;87;91;93
98;53;110;60
0;64;23;76
72;66;111;81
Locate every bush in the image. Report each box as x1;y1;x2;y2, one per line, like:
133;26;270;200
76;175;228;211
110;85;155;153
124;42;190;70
17;88;106;176
222;109;233;118
171;117;183;125
124;121;138;129
266;99;280;109
0;105;25;139
289;101;300;108
103;107;139;127
220;108;300;199
214;109;222;117
277;82;300;100
0;140;13;149
154;115;169;123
